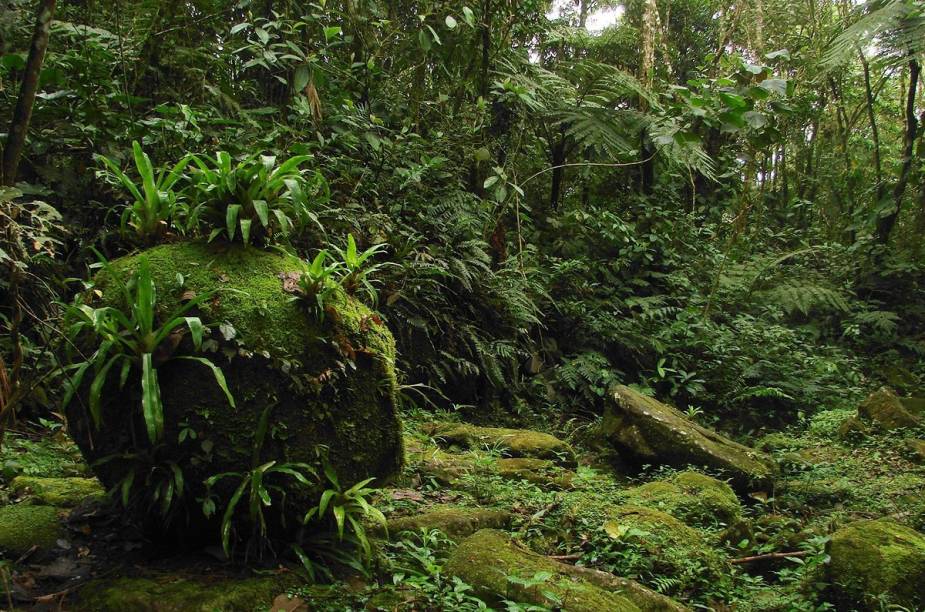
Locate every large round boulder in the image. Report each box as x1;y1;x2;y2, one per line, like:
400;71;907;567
66;241;403;536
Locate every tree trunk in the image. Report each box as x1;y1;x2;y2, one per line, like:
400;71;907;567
859;50;884;205
1;0;56;186
875;58;920;245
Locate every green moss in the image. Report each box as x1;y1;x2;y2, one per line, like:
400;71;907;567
904;439;925;464
857;388;922;429
11;476;105;507
600;386;775;491
68;241;404;538
423;422;576;466
0;504;62;554
495;457;574;489
74;574;300;611
622;471;741;527
828;518;925;608
446;529;687;612
386;505;510;540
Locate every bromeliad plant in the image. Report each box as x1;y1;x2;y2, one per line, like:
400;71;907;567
202;404;318;558
96;141;193;243
63;257;234;444
302;462;387;560
296;250;341;317
331;234;389;304
187;151;326;246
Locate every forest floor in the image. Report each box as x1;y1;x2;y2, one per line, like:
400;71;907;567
1;403;924;611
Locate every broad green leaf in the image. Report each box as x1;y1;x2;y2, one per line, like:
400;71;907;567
253;200;269;227
175;356;235;408
226;204;241;240
140;353;164;443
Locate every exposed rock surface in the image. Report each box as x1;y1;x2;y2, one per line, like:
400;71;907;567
423;422;576;466
828;518;925;609
66;242;403;534
445;529;687;612
598;386;775;490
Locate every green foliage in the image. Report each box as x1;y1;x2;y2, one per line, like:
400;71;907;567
62;257;233;444
331;234;389;304
295;250;342;317
96;141;193;243
303;462;386;561
188;151;326;246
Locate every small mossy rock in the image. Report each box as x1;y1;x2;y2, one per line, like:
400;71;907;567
904;439;925;464
836;415;870;440
73;574;300;611
599;386;775;491
622;471;742;527
65;242;403;537
446;529;687;612
828;518;925;609
0;504;62;555
11;476;105;507
423;422;576;466
385;505;510;540
600;505;727;583
857;388;923;430
495;457;575;489
407;442;475;484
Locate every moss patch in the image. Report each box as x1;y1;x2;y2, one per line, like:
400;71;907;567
73;574;300;611
446;529;686;612
622;471;741;527
0;504;62;555
11;476;105;507
828;518;925;609
423;422;576;466
386;505;510;540
495;457;574;489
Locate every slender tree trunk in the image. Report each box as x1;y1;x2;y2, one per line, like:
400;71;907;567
876;58;920;245
859;50;884;205
1;0;56;186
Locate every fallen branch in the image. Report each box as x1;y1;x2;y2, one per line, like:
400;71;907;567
731;551;808;565
547;553;582;561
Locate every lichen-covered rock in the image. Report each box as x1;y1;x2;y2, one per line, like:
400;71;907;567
65;242;403;535
598;386;775;491
11;476;105;507
423;422;576;466
73;574;300;611
385;505;510;540
445;529;686;612
621;471;742;527
828;518;925;609
857;388;923;430
0;504;62;554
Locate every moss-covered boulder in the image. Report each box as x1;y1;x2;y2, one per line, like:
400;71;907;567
423;422;576;466
445;529;687;612
11;476;105;507
828;518;925;609
0;504;62;555
385;505;511;540
621;471;742;527
495;457;575;489
73;573;301;611
856;388;923;430
598;386;775;491
65;242;403;536
904;439;925;464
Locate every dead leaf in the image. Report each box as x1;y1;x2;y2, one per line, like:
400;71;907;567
180;290;197;302
278;271;302;294
389;489;424;502
271;593;308;611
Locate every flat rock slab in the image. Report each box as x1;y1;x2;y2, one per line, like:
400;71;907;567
385;505;511;540
422;422;576;466
599;386;775;491
446;529;687;612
